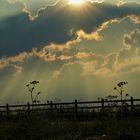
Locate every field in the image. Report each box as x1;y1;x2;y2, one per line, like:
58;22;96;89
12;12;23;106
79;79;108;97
0;115;140;140
0;98;139;140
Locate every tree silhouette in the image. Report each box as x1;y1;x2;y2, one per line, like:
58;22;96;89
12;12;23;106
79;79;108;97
26;80;42;104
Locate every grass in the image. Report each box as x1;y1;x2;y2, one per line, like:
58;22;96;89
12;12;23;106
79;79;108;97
0;115;139;140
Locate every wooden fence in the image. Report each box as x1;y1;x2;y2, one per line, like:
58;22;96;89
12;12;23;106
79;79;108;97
0;97;140;119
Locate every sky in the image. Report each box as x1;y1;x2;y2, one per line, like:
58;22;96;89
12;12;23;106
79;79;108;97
0;0;140;104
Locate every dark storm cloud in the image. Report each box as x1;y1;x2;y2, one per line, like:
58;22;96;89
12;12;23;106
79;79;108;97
0;1;140;57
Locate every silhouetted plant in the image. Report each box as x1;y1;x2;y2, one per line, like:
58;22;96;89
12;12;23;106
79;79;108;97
26;80;42;104
114;81;128;102
114;81;129;113
125;93;129;100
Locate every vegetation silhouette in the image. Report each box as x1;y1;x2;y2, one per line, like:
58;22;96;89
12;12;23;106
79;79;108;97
26;80;42;105
0;81;139;140
114;81;129;104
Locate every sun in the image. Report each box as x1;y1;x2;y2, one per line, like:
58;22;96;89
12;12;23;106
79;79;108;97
68;0;85;5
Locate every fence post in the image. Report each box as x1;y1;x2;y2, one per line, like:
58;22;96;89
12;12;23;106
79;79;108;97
6;104;9;119
101;98;104;112
130;97;134;112
75;100;78;119
27;102;30;116
50;101;53;112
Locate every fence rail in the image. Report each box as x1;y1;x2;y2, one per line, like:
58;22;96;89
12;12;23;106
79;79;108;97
0;97;140;119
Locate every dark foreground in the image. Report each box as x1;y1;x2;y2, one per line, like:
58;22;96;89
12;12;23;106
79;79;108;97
0;116;140;140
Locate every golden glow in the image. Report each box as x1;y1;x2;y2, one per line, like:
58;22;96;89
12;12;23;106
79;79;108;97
69;0;85;5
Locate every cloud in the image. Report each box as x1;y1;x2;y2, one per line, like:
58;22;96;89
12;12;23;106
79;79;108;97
112;29;140;74
0;18;140;78
88;0;104;3
1;2;140;57
0;52;33;75
57;55;73;61
7;0;60;20
124;29;140;49
1;0;140;103
80;61;97;75
0;19;140;102
8;0;140;22
13;65;23;75
7;52;30;62
51;53;105;79
94;67;117;77
8;0;121;21
76;30;103;41
0;59;9;69
128;15;140;24
121;0;140;5
51;61;80;78
75;52;92;59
